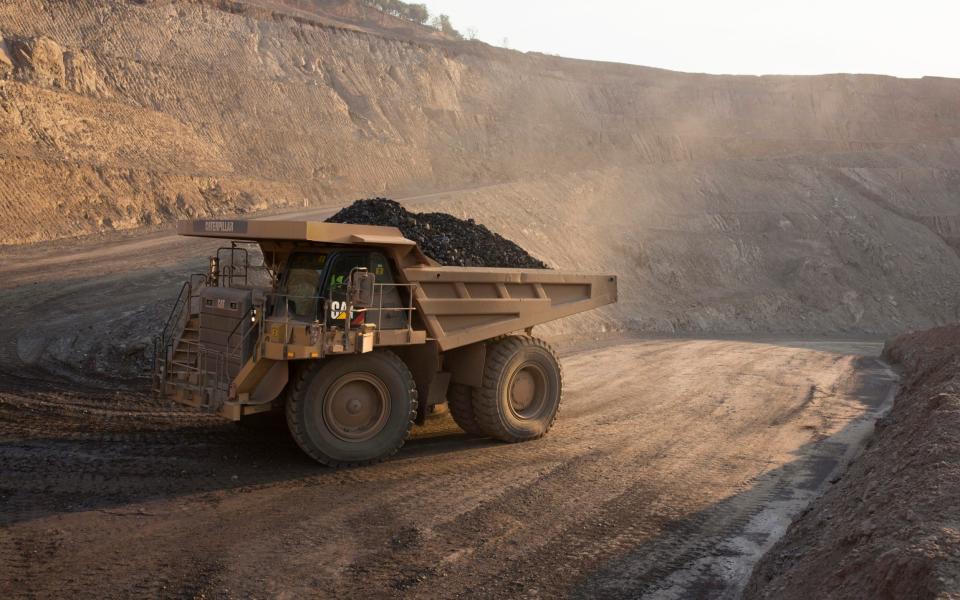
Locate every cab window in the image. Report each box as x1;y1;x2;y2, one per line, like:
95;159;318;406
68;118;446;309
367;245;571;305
325;253;369;325
324;251;404;329
279;252;326;320
277;249;404;327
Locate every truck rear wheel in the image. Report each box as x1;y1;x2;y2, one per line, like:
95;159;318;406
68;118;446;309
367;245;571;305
472;335;562;442
286;351;418;467
447;383;483;435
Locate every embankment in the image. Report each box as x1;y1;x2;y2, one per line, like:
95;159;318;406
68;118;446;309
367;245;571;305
745;324;960;599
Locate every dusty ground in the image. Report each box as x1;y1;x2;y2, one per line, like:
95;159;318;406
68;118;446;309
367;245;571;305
0;333;895;598
745;325;960;600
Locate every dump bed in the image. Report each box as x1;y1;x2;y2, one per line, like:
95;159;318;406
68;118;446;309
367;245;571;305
404;266;617;351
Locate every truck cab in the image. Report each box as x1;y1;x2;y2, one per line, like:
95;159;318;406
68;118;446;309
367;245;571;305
276;248;406;331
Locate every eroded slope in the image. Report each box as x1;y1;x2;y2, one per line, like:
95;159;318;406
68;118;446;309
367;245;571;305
1;0;959;335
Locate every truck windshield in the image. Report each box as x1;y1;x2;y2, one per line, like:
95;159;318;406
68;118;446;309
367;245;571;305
281;252;327;320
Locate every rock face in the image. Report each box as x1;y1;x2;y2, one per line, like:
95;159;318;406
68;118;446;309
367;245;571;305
10;36;66;86
1;0;959;335
4;34;105;94
327;198;547;268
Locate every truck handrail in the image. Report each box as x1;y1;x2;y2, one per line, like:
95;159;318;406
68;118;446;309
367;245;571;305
214;241;275;289
225;302;264;367
153;273;207;392
260;283;417;328
170;338;229;408
353;282;418;332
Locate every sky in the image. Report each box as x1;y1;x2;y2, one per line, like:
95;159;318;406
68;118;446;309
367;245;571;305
422;0;960;78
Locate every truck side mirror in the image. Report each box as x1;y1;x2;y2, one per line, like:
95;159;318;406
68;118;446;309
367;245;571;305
348;268;376;308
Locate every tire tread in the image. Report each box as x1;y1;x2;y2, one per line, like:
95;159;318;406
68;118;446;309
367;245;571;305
472;335;562;442
448;383;483;435
286;351;417;467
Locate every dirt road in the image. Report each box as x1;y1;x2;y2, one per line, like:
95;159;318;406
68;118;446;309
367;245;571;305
1;338;896;598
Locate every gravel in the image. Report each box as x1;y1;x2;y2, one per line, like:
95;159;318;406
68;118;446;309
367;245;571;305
326;198;548;268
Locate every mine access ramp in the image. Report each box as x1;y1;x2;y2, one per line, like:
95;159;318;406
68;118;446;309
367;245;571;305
155;218;617;466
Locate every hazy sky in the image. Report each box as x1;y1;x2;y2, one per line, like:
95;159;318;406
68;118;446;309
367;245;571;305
424;0;959;78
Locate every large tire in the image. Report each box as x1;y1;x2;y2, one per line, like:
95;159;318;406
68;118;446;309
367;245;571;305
472;335;562;442
447;383;484;435
286;351;417;467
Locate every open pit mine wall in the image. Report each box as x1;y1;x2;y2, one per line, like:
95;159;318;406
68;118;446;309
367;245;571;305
1;0;960;336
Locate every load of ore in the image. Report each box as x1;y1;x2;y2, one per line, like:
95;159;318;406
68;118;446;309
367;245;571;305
326;198;548;269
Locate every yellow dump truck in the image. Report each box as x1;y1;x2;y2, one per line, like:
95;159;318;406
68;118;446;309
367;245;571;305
155;219;617;466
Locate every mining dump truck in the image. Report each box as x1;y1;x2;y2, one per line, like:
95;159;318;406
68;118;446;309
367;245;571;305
154;219;617;466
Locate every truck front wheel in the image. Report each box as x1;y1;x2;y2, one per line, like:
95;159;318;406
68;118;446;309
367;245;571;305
472;335;562;442
286;351;418;467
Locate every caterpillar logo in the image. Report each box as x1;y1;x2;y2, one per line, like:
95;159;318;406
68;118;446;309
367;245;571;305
194;220;248;233
330;300;353;321
206;221;234;232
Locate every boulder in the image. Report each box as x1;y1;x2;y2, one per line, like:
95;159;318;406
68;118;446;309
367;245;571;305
10;36;66;87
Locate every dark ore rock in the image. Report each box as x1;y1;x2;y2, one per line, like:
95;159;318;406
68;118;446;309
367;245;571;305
327;198;548;269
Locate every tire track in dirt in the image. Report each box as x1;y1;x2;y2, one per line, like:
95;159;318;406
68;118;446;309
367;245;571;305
0;339;895;598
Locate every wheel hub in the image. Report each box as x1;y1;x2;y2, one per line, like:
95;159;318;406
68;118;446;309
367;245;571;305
323;373;390;442
509;364;546;419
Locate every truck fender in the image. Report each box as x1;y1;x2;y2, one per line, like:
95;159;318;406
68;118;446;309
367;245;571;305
250;360;289;405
